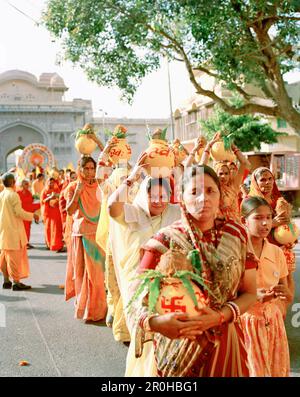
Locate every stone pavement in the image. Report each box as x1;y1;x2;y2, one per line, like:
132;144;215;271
0;223;127;377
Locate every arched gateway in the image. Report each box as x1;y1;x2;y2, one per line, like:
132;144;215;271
0;70;91;173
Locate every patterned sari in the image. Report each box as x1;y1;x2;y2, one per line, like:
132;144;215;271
127;207;257;377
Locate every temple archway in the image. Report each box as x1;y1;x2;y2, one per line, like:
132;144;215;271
0;122;47;172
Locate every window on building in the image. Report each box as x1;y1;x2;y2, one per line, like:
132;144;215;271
277;118;287;129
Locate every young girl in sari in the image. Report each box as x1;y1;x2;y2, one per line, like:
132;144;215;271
126;165;257;377
240;196;291;376
247;167;295;314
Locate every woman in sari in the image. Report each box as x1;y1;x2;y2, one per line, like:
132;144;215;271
108;160;181;364
95;138;133;341
126;165;257;377
41;178;64;252
201;134;251;222
65;156;107;322
240;196;291;376
247;167;295;313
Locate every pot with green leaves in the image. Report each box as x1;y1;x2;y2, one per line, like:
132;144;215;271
75;123;98;155
106;124;132;165
127;244;215;317
140;128;175;178
211;133;235;162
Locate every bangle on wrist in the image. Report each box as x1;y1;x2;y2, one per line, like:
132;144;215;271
224;303;237;322
225;301;241;322
143;314;159;333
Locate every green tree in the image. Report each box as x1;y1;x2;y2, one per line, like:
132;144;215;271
200;99;286;152
43;0;300;130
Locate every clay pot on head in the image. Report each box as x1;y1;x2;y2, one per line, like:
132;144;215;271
109;137;132;165
142;139;175;178
75;123;97;155
211;141;235;162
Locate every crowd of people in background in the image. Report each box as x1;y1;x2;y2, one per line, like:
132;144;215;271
0;129;297;377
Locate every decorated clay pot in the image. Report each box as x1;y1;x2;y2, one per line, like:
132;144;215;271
143;139;175;178
274;223;300;245
155;277;208;316
109;137;132;164
211;141;235;162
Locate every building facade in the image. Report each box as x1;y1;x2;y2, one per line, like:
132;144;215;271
173;71;300;152
0;70;169;172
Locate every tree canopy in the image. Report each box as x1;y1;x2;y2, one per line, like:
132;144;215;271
43;0;300;130
200;99;285;152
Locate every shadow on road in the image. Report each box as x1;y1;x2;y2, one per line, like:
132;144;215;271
26;284;65;295
84;320;107;327
0;294;27;302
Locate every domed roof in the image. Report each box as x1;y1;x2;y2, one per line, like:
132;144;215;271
0;70;38;85
50;73;65;87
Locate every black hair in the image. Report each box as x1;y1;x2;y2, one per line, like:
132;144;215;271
79;156;96;168
241;196;273;218
182;165;221;192
146;177;171;198
1;173;15;187
37;173;44;178
253;167;273;180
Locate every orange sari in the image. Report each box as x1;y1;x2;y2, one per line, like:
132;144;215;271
65;180;107;321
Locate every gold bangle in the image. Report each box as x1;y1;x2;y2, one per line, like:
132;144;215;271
143;314;159;332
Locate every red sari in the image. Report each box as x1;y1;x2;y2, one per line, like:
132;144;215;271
41;185;64;251
17;189;40;241
128;210;257;377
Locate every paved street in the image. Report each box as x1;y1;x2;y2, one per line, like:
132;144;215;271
0;221;299;377
0;223;127;377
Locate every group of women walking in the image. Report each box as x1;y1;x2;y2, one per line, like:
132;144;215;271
62;132;296;377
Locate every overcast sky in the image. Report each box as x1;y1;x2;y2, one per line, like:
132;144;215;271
0;0;299;120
